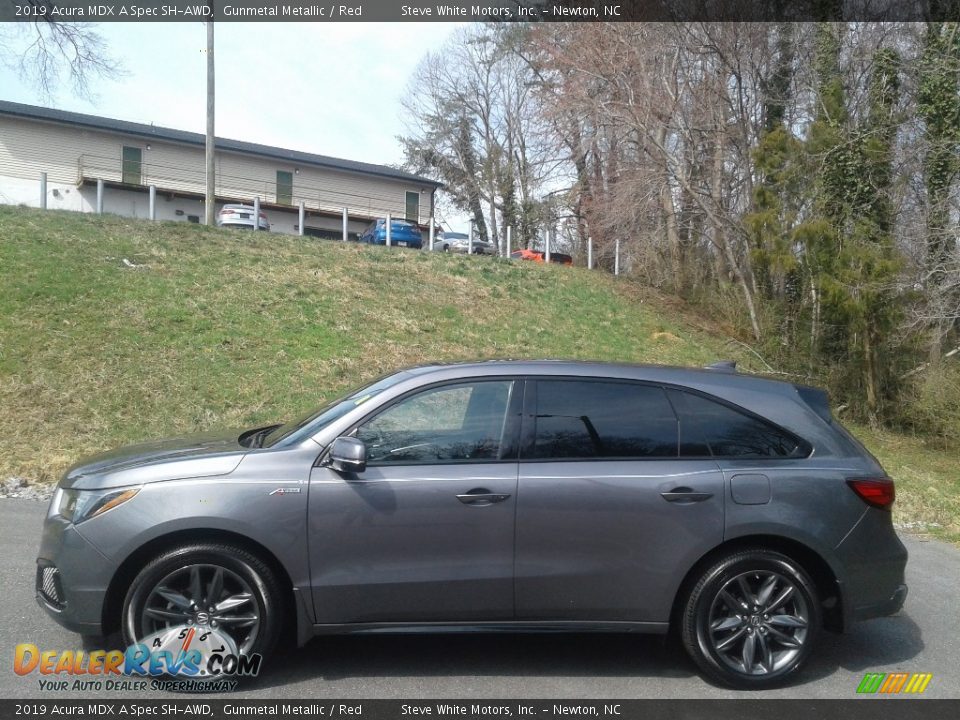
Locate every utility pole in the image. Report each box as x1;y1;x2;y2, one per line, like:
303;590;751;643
204;19;216;226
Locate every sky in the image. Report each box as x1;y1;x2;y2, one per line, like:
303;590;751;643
0;22;458;171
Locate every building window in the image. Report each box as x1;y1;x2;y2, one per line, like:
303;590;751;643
405;191;419;222
121;146;142;185
276;171;293;205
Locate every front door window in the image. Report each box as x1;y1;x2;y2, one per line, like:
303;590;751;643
357;380;515;464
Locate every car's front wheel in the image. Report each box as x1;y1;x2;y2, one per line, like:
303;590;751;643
121;543;283;661
680;549;820;689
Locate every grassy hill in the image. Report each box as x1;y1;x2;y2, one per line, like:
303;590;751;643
1;205;956;541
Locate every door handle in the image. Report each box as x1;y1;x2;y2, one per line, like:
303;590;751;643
456;489;512;505
660;487;714;503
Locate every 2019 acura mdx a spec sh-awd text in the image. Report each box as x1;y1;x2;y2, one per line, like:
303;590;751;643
36;360;907;688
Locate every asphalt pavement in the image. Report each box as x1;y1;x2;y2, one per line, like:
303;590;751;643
1;497;957;699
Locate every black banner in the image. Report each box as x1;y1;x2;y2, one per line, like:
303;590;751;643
3;0;960;23
2;700;959;720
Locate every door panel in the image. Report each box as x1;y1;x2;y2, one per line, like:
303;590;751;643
515;460;724;622
514;378;725;623
307;378;522;624
308;463;517;623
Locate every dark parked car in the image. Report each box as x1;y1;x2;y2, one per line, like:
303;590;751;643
36;361;906;688
358;218;423;249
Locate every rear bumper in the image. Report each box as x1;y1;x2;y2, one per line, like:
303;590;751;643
853;583;908;622
835;508;909;629
365;238;422;248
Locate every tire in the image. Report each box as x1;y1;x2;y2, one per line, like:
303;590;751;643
121;543;283;663
680;549;820;689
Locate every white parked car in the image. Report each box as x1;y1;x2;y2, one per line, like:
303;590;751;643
216;204;270;231
434;231;495;254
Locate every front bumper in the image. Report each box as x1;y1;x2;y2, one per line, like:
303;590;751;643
35;513;117;636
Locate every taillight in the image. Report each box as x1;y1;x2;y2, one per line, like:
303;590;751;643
847;477;895;509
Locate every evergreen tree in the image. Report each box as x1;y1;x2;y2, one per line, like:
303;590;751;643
796;27;904;418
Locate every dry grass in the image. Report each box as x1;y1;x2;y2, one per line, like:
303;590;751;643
850;424;960;543
2;206;957;545
0;206;737;484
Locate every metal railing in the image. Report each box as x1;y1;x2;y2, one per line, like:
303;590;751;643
76;154;407;221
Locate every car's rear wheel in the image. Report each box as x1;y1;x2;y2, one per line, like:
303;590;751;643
680;549;820;689
121;543;282;661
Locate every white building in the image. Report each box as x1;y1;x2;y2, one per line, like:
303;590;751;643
0;100;440;238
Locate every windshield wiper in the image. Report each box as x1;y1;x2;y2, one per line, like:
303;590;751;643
239;424;282;448
253;425;283;448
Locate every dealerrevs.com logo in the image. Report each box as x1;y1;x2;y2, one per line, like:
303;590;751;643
14;625;262;693
857;672;933;695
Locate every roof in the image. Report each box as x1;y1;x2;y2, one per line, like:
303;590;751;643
401;359;793;390
0;100;442;188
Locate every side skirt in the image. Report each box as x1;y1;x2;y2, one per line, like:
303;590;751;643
310;621;669;636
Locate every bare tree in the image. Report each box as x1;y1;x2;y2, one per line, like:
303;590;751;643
399;25;557;248
0;2;122;100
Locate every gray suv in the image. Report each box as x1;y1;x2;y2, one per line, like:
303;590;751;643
36;361;907;688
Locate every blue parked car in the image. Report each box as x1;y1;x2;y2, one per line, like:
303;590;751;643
358;218;423;249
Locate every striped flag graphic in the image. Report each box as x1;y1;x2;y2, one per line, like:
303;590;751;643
856;672;932;694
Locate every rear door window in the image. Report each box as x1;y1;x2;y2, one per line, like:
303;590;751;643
531;380;678;459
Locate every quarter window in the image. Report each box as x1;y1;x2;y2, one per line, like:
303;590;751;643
667;389;805;458
358;380;515;465
532;381;678;459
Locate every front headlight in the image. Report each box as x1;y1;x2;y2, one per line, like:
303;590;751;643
54;486;140;524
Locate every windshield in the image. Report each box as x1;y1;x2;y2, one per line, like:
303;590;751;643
263;371;411;448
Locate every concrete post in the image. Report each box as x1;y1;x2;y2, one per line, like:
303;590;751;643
298;201;305;237
468;223;474;255
342;207;348;242
615;239;620;276
385;213;391;247
253;196;260;232
40;172;47;209
96;178;104;214
588;237;593;270
149;185;156;221
204;20;216;226
506;226;511;257
428;218;435;251
545;227;552;263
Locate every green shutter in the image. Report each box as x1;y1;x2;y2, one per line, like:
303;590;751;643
405;191;419;222
276;171;293;205
121;146;142;185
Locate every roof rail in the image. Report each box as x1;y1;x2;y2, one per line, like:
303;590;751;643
704;360;737;373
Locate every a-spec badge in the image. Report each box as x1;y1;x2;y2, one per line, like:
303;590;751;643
269;487;302;496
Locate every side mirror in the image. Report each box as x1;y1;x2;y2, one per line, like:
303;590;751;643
328;436;367;474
